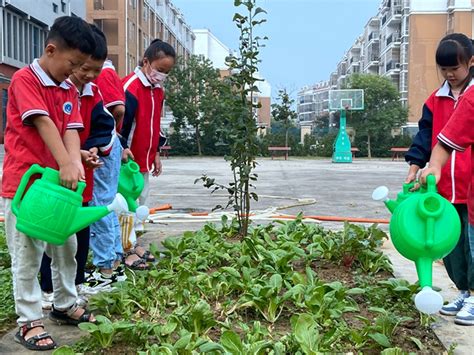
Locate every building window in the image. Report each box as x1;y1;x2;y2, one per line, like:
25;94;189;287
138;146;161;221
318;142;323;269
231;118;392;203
53;3;58;13
61;0;66;12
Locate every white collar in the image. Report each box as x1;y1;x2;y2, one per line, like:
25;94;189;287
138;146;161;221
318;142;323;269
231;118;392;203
102;59;115;70
80;82;94;97
436;78;474;97
134;66;161;88
30;59;71;89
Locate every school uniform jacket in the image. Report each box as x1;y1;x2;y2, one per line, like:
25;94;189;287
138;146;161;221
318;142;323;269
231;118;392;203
2;59;84;198
121;67;167;172
76;82;115;202
405;80;472;204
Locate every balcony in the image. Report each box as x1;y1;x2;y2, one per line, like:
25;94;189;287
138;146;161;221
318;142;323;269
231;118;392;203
386;32;401;46
93;0;118;10
386;60;400;73
368;31;379;42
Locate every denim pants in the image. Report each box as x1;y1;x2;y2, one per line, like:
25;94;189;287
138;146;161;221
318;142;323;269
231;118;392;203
4;198;77;325
89;138;123;269
443;204;474;290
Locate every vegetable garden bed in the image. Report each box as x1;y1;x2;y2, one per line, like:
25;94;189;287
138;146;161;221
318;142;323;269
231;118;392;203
58;218;446;354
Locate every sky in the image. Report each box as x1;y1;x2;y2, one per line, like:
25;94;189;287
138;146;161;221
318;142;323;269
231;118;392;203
172;0;382;98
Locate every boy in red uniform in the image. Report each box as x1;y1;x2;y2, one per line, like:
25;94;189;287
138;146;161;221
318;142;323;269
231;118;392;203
1;17;96;350
39;24;116;305
120;39;175;267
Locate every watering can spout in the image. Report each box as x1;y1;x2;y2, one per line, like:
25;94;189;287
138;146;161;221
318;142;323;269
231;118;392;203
67;194;128;236
372;186;398;213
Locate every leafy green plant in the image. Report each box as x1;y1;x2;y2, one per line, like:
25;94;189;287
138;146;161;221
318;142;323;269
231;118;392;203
78;315;134;349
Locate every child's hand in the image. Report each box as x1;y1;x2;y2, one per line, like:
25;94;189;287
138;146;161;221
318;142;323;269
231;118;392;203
405;164;420;191
152;154;162;177
122;148;135;162
59;161;83;190
420;165;441;186
80;148;103;169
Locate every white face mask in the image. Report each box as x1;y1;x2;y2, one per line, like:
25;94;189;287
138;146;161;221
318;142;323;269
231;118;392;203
146;67;168;85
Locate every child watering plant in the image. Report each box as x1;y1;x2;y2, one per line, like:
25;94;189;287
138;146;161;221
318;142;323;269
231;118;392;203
419;33;474;326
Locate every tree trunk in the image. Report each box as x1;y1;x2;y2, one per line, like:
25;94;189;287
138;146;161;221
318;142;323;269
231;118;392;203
367;134;372;159
285;128;289;148
196;125;202;156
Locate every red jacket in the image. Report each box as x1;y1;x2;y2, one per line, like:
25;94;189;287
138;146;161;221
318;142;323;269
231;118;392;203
121;67;164;172
406;80;471;204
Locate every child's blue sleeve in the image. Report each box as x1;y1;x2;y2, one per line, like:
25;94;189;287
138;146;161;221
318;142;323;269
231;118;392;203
405;104;433;168
120;91;138;149
83;103;115;152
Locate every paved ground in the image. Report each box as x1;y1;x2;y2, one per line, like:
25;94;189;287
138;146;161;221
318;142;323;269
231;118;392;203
1;155;473;353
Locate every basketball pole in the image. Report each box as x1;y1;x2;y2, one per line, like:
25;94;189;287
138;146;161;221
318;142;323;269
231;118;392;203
332;107;353;163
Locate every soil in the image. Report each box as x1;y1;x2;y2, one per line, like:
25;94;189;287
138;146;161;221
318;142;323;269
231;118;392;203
314;259;446;353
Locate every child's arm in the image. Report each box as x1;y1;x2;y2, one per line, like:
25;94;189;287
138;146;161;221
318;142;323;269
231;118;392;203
405;103;434;183
33;116;83;189
120;91;138;162
109;104;125;127
419;142;452;184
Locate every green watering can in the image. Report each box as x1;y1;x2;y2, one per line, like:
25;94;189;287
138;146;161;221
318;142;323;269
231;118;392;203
372;175;461;314
117;159;150;222
12;164;128;245
118;159;144;213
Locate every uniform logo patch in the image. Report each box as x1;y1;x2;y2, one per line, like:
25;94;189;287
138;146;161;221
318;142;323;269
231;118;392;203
63;102;73;115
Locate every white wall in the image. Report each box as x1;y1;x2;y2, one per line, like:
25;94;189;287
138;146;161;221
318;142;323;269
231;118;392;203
193;29;231;69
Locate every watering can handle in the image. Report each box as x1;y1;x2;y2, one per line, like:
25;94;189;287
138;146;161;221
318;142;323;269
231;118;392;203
76;181;86;195
426;174;437;193
12;164;45;216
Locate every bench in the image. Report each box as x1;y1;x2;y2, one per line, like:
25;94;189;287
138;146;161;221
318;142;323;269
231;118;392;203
351;147;359;159
268;146;291;160
160;145;171;159
390;147;409;161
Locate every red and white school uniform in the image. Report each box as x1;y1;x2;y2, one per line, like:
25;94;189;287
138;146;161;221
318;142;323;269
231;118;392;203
76;82;115;202
121;67;165;173
406;80;472;203
438;86;474;225
2;59;83;198
94;60;125;110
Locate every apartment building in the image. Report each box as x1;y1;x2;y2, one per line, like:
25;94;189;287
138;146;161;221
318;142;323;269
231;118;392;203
86;0;194;77
193;28;272;131
298;0;474;134
0;0;85;142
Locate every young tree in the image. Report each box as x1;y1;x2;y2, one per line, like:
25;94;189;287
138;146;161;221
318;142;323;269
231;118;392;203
347;73;408;158
166;55;223;155
197;0;267;236
271;89;297;147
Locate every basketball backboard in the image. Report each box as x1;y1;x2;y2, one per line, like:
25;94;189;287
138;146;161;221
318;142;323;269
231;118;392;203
329;89;364;110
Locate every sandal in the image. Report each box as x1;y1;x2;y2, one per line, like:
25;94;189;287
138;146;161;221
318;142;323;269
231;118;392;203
49;303;96;326
134;246;156;262
14;320;57;351
123;250;149;270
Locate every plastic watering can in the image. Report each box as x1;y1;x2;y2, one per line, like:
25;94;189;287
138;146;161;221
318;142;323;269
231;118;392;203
12;164;128;245
118;159;144;213
372;175;461;314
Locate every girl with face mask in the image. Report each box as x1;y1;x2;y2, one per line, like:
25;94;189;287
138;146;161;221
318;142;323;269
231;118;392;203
120;39;176;269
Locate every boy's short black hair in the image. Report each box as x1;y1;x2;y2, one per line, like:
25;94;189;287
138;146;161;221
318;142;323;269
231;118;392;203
89;24;108;61
46;16;95;55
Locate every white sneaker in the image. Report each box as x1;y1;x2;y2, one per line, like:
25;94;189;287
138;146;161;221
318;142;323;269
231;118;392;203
440;291;470;316
41;291;53;310
455;296;474;325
